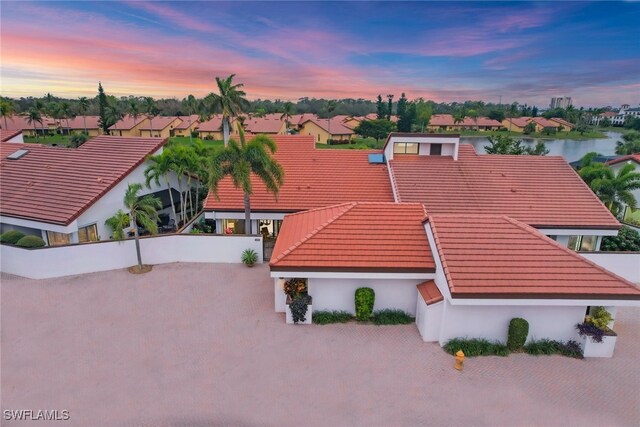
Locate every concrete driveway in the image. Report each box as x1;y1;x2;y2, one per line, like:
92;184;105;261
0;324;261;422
2;263;639;426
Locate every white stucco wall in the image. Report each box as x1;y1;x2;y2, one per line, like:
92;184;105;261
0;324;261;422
383;135;459;160
579;252;640;283
415;296;444;342
307;277;423;315
0;234;262;279
438;301;587;346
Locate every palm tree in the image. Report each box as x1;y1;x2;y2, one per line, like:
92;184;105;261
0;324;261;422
467;108;479;130
209;125;284;235
26;108;43;140
183;94;198;144
280;101;295;133
143;97;159;133
123;183;161;270
59;102;75;135
590;163;640;216
77;96;90;134
105;104;124;134
33;99;48;136
615;131;640;155
144;150;178;222
209;74;249;146
104;210;130;240
0;98;16;129
126;97;141;122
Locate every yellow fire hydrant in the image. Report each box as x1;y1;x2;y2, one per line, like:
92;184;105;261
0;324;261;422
454;350;465;371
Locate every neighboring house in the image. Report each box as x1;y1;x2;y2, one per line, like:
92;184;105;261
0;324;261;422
501;117;532;132
173;115;200;137
270;203;640;345
138;116;183;139
547;117;574;130
426;114;503;131
590;111;617;125
530;117;561;131
0;129;24;143
59;115;101;136
384;133;619;251
0;136;183;246
109;115;150;137
197;115;225;140
203;135;393;236
299;117;354;144
244;116;287;135
1;115;58;136
607;154;640;224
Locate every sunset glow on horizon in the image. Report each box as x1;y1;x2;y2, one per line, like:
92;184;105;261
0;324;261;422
1;1;639;106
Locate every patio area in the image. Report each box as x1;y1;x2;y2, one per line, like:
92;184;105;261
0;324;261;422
1;263;639;426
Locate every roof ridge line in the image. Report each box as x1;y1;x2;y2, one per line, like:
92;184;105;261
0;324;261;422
281;202;355;219
270;202;358;264
502;216;639;289
426;215;456;294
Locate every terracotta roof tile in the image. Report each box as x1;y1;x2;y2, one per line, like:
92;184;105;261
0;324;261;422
417;280;443;304
204;135;394;211
389;144;619;229
270;202;435;272
197;115;224;132
108;114;147;130
0;136;167;225
607;154;640;166
301;117;354;135
244;117;284;134
139;116;181;131
1;115;56;131
427;214;640;300
0;129;22;142
429;114;502;127
175;115;199;130
60;116;100;130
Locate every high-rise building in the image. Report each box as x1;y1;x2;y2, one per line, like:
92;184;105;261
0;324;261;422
550;97;573;109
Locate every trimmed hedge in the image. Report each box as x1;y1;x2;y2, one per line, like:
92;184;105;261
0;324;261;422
0;230;25;244
371;309;414;325
15;235;46;248
443;338;509;357
524;339;583;359
313;311;353;325
354;287;375;321
507;318;529;351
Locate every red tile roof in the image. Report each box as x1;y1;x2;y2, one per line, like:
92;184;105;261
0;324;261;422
1;115;57;131
60;116;100;130
607;154;640;166
549;117;574;128
301;117;354;135
0;136;166;225
429;114;502;127
531;117;560;128
427;215;640;300
270;202;435;272
504;117;531;128
175;115;199;130
204;135;394;212
108;114;147;130
0;129;22;142
139;116;181;131
244;117;284;134
417;280;443;304
197;115;224;132
289;113;318;126
389;144;619;229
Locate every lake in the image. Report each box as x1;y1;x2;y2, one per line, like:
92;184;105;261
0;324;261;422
461;131;623;163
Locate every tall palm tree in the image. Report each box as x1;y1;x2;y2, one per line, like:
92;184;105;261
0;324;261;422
467;108;479;130
126;97;141;122
60;102;75;134
209;74;249;146
26;108;43;140
209;125;284;235
183;94;198;144
143;97;158;133
105;104;124;134
33;99;48;136
0;98;16;129
123;183;161;270
77;96;90;134
144;150;178;222
280;101;295;133
104;210;130;240
590;163;640;216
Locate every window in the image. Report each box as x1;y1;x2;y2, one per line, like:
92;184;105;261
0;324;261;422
222;219;245;235
393;142;419;154
568;235;598;252
430;144;443;156
46;231;70;246
78;224;99;243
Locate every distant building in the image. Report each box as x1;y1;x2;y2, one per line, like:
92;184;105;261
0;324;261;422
550;97;573;109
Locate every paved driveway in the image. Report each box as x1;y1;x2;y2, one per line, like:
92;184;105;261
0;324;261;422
2;263;639;426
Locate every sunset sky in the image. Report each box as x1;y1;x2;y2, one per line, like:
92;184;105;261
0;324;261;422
1;1;639;106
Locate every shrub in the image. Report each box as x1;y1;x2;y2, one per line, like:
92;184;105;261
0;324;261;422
601;226;640;251
443;338;509;357
313;311;353;325
371;309;414;325
576;322;606;343
507;318;529;351
354;287;375;321
0;230;25;244
524;339;583;359
586;306;613;330
15;235;46;248
283;278;307;300
241;248;258;266
289;295;312;324
70;132;89;147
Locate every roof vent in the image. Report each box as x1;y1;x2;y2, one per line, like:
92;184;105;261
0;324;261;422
6;149;29;160
368;153;385;164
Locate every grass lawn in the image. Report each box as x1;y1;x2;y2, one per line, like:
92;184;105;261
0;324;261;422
597;126;634;134
168;136;224;153
452;129;608;140
24;134;74;147
316;137;385;150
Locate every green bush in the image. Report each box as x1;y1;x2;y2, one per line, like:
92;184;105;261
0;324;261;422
524;339;583;359
313;311;353;325
241;248;258;266
0;230;25;244
587;306;613;330
15;235;46;248
507;318;529;351
443;338;509;357
601;226;640;251
354;287;375;321
371;309;414;325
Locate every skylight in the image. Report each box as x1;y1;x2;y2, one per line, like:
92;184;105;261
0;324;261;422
6;149;29;160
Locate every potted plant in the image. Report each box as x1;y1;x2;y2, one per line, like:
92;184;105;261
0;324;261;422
576;306;617;358
283;278;312;324
241;249;258;267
